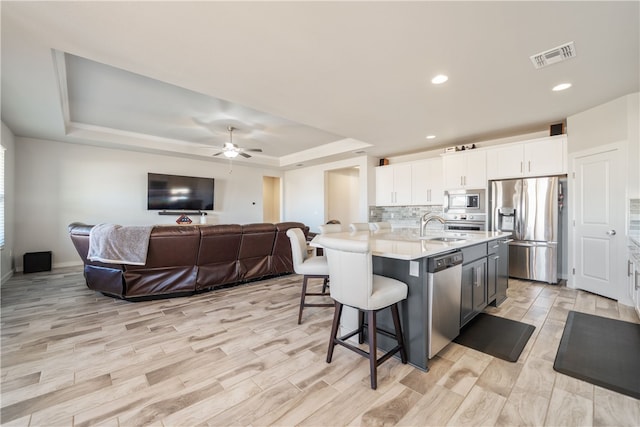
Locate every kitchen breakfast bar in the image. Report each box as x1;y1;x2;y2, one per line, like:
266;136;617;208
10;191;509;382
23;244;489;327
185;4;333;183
312;229;510;371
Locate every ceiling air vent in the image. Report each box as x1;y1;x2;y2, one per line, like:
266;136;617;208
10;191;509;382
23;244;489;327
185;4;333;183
530;42;576;69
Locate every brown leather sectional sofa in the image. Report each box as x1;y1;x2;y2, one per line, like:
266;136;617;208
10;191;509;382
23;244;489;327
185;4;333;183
68;222;308;300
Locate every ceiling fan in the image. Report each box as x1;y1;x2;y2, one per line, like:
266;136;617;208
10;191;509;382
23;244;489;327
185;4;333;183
213;126;262;159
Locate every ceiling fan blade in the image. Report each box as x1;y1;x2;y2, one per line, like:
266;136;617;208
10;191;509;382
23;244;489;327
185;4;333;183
213;151;223;157
246;148;263;153
239;152;252;158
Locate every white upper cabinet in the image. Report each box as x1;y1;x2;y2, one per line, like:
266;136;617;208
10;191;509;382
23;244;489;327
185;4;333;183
487;135;567;179
375;163;411;206
443;150;487;189
411;158;444;205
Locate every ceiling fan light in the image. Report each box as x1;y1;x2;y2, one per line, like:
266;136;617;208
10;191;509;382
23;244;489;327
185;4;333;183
223;150;239;158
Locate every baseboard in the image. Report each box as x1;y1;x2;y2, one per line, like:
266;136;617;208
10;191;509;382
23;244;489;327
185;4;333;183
1;269;14;284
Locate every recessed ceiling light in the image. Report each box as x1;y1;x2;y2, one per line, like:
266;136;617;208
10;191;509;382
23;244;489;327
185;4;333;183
552;83;572;91
431;74;448;85
426;135;436;140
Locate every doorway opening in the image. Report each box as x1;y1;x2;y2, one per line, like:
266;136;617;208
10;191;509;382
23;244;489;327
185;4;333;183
263;176;281;223
325;167;360;225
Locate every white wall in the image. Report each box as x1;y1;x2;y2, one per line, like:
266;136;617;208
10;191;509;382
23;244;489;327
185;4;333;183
14;137;282;271
283;156;374;233
326;167;360;225
627;93;639;198
1;122;16;283
566;92;638;304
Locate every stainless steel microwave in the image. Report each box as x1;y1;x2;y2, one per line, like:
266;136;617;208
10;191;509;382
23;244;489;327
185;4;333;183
444;189;485;213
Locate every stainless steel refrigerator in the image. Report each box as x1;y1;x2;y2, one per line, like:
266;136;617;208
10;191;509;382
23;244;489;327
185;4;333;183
490;177;560;284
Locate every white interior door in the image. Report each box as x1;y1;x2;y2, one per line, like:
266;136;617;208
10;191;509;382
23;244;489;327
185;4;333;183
572;143;626;300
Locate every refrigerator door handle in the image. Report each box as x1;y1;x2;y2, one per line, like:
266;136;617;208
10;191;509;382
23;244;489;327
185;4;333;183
509;241;557;247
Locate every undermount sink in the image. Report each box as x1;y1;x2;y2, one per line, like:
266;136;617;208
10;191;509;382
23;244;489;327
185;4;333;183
427;237;466;242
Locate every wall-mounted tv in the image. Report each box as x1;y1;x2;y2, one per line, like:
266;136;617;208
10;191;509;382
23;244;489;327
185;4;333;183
147;173;214;211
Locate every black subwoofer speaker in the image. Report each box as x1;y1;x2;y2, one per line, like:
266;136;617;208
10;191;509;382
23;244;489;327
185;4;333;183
23;251;52;274
550;123;564;136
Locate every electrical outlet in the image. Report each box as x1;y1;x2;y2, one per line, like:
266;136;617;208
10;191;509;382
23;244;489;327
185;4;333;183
391;213;395;218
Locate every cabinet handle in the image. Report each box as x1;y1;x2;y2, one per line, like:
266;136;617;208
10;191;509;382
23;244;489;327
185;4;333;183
636;270;640;290
528;161;531;172
629;260;634;277
520;161;523;173
473;267;479;287
460;176;463;186
427;189;431;201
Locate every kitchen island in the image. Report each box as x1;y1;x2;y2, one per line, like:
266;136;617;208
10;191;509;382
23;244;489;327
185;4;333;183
312;228;510;371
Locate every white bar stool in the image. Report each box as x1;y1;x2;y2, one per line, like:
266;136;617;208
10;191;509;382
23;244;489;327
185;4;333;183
319;235;408;389
286;228;332;324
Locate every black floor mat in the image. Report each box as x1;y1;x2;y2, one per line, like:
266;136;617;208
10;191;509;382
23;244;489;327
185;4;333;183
454;313;535;362
554;311;640;399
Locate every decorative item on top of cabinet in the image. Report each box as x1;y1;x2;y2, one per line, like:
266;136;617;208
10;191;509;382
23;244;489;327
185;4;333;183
443;149;487;190
486;135;567;180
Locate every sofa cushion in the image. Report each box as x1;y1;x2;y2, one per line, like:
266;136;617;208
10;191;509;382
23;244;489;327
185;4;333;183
196;224;243;290
238;223;276;281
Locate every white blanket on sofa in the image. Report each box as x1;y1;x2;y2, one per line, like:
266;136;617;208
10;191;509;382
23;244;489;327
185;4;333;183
88;224;153;265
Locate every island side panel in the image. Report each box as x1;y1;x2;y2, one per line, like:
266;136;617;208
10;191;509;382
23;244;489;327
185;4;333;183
372;256;430;371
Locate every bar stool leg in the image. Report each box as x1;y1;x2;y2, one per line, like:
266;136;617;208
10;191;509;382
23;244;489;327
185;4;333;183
367;310;378;389
358;310;365;344
391;304;407;364
322;277;329;294
327;301;342;363
297;276;310;324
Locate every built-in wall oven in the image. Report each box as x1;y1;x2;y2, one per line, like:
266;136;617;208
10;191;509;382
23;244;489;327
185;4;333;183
444;189;487;231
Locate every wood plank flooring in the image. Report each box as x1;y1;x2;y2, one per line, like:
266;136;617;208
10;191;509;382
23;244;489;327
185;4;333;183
1;267;639;426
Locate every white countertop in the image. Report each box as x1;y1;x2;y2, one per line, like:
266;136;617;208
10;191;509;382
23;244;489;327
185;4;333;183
311;228;511;260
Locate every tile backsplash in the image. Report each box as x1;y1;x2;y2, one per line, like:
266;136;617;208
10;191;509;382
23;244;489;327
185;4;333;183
369;205;444;228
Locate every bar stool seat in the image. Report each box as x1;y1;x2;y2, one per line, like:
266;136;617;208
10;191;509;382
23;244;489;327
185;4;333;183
318;235;408;389
286;228;332;324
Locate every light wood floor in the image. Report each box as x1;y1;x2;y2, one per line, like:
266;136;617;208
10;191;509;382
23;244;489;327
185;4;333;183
1;267;639;426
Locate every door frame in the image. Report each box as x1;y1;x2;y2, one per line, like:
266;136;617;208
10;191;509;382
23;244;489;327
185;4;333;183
568;141;631;305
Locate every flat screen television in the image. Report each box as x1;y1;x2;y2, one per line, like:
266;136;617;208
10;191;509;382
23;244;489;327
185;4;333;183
147;173;214;211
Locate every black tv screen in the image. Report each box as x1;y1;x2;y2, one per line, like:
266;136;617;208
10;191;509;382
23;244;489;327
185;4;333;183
147;173;214;211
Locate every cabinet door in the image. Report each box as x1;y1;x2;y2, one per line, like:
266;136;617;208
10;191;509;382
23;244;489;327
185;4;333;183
394;163;412;205
487;144;524;179
487;254;499;304
443;151;487;189
411;159;444;205
471;258;488;313
460;262;475;327
465;151;487;188
496;239;509;305
524;136;566;176
461;257;487;327
443;155;467;189
375;166;394;206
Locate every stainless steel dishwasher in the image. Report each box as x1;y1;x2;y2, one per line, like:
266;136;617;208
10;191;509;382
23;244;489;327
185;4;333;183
427;250;463;358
